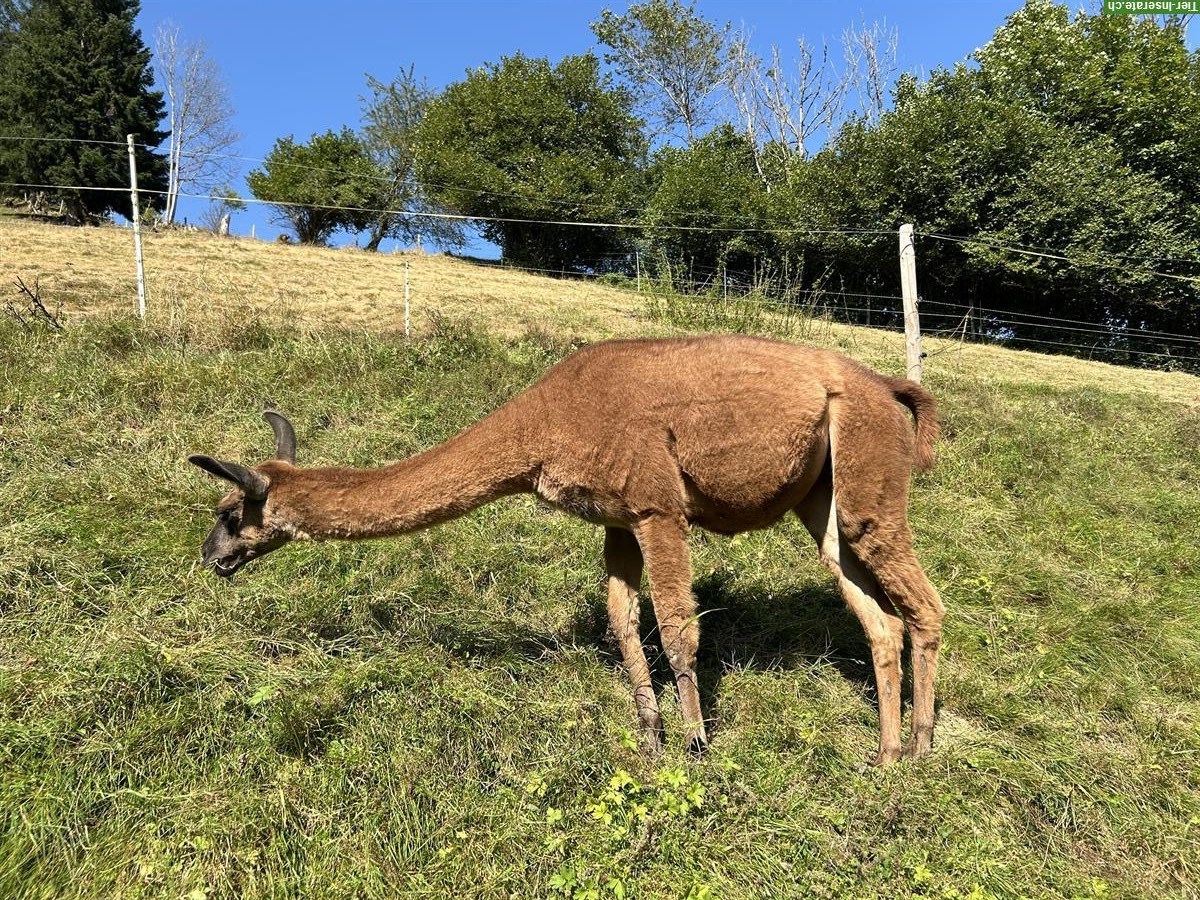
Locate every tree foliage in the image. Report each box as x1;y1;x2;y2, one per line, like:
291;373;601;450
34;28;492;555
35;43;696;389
591;0;728;146
640;125;772;280
765;0;1200;357
0;0;167;222
360;66;463;252
246;129;382;245
414;52;645;270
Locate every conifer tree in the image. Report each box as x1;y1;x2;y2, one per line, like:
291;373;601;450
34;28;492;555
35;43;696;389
0;0;168;222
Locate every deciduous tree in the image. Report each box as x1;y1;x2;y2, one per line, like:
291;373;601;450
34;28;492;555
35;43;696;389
591;0;729;146
247;129;379;245
360;66;463;252
415;53;645;269
153;21;239;225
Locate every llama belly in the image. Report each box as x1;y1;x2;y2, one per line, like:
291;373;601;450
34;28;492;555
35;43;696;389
683;477;813;534
677;424;829;535
534;470;631;527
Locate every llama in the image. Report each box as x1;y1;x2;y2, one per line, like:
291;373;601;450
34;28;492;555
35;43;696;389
189;334;944;764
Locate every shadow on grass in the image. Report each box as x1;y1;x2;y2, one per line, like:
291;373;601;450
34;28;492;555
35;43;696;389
691;571;878;742
411;568;894;742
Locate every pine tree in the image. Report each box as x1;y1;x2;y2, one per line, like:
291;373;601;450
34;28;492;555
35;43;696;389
0;0;168;222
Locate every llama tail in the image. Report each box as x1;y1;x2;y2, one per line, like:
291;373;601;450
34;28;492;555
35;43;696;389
884;377;940;473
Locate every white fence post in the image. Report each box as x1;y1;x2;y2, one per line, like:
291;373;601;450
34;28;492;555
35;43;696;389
899;223;923;383
126;134;147;318
404;259;411;338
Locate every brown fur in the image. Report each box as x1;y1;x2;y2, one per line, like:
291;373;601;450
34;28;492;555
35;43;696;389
190;334;944;763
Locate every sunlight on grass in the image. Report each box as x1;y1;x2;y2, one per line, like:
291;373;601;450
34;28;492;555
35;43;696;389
1;223;1199;898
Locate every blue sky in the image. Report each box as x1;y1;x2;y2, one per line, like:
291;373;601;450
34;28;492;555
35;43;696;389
131;1;1184;251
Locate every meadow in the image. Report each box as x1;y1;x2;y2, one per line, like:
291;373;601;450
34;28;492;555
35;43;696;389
1;220;1198;898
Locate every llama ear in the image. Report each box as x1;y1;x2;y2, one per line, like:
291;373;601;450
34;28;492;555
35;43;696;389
263;410;297;464
188;454;270;500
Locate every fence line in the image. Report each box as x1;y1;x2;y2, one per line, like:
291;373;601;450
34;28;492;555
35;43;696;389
917;229;1200;270
0;134;882;232
5;134;1199;274
0;179;895;239
919;231;1200;286
4;162;1200;372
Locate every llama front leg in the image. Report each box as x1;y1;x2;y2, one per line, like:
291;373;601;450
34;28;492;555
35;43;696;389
634;515;707;753
605;527;662;751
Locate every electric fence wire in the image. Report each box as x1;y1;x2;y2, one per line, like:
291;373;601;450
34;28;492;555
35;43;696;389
4;147;1200;365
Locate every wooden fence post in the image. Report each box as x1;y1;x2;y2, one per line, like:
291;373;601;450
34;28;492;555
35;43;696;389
899;223;923;383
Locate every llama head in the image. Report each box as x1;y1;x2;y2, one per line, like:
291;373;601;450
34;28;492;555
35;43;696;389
188;410;298;578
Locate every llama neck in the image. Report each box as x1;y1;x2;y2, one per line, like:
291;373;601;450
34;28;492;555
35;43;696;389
285;404;540;540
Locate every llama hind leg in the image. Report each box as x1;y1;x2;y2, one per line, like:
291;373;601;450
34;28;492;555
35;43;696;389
856;545;944;759
797;477;906;766
831;481;944;758
604;527;662;751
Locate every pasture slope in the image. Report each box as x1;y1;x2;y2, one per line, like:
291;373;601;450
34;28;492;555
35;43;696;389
1;219;1198;899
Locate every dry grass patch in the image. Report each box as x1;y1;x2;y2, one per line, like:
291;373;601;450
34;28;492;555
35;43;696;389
6;217;1200;412
1;218;643;338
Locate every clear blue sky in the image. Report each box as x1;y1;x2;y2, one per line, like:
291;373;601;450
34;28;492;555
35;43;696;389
131;0;1187;251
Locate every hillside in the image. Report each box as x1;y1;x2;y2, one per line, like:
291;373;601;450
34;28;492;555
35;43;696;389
1;218;644;338
5;218;1199;408
1;220;1199;899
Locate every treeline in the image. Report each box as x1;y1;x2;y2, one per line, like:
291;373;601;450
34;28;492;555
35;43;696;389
2;0;1199;366
251;0;1200;364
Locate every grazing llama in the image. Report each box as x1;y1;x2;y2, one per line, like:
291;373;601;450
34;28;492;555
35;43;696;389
189;334;944;764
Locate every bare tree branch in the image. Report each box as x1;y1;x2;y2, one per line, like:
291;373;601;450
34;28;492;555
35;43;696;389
842;19;899;125
154;22;240;225
7;276;63;331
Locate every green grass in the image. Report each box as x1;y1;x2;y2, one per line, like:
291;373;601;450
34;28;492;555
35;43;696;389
1;313;1199;899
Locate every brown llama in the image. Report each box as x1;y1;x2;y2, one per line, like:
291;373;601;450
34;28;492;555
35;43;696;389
188;334;944;764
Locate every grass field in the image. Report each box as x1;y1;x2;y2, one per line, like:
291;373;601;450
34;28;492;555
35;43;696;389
2;220;1199;899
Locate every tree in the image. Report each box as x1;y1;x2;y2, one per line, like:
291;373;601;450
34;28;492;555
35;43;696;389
723;19;898;188
0;0;167;222
247;129;380;245
772;1;1200;360
414;53;645;270
640;125;773;281
972;0;1200;208
198;181;244;234
591;0;729;146
725;33;847;169
360;66;463;252
153;21;239;225
842;19;899;126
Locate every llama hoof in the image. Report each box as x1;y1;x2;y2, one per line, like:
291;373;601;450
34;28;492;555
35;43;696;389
902;738;933;760
685;726;709;757
870;746;903;767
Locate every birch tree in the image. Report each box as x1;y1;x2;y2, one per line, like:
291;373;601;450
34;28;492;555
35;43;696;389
724;20;898;185
843;19;899;125
154;22;239;225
